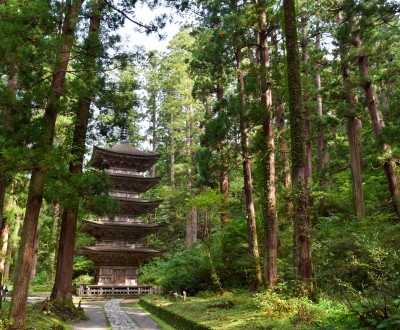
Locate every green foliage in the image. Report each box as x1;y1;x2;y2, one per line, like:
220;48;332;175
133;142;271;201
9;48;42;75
140;298;213;330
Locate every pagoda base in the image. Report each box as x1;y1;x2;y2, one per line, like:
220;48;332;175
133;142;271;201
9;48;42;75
78;284;157;297
94;266;138;286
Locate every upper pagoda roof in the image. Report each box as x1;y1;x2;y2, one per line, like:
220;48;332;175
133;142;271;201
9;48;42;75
81;220;162;239
91;143;160;172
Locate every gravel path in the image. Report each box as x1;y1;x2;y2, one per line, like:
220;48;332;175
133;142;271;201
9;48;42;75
72;299;163;330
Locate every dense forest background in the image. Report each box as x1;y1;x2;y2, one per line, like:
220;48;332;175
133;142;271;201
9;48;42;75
0;0;399;328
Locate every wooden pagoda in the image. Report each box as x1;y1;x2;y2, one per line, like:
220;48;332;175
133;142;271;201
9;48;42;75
78;142;163;297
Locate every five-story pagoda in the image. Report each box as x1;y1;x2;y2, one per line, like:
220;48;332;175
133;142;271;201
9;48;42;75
78;135;163;296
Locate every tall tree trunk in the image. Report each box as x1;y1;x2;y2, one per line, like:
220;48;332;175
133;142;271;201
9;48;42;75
30;223;41;280
338;12;365;220
258;5;278;287
151;105;157;177
283;0;313;296
0;70;18;264
9;1;83;325
217;84;230;228
0;221;9;277
0;182;14;275
353;35;400;220
4;213;21;280
315;23;329;215
51;0;99;302
47;203;60;281
301;16;312;182
235;45;262;288
185;105;197;248
170;133;175;187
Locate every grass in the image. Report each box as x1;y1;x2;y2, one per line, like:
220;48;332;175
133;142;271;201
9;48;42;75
140;291;359;329
122;301;175;330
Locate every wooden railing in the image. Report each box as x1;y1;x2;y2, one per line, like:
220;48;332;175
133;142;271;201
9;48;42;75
78;285;156;297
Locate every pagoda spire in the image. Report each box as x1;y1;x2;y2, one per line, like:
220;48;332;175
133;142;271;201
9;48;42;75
120;112;128;143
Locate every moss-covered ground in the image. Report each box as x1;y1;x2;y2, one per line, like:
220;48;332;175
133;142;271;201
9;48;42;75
140;292;359;330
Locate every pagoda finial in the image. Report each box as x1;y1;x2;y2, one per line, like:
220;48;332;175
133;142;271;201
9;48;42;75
120;112;128;143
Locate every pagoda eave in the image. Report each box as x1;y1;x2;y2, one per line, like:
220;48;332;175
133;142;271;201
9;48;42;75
91;145;160;172
109;174;161;193
78;246;163;266
117;198;163;216
81;220;162;239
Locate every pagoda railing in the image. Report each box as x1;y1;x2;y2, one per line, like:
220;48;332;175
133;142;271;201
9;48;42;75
78;284;156;297
106;168;151;177
109;191;139;198
99;216;142;222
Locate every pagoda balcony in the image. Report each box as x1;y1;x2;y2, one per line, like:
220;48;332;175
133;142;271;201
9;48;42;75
99;216;142;222
109;191;139;199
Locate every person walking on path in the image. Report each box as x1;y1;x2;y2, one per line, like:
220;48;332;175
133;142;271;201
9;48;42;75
2;284;8;301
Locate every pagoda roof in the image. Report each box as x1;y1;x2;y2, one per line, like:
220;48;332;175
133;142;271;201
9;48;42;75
81;220;162;239
116;198;163;216
109;173;161;193
78;246;162;266
91;143;160;171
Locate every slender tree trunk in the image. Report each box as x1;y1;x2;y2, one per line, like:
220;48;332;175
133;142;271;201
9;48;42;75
30;224;41;280
258;5;278;287
0;70;18;263
170;133;175;187
353;35;400;220
47;203;60;281
283;0;313;296
151;106;157;177
235;45;262;288
51;0;98;302
185;105;197;248
5;213;21;280
301;16;312;182
0;221;9;276
217;84;230;228
315;23;329;215
9;1;83;325
0;182;14;275
337;12;365;220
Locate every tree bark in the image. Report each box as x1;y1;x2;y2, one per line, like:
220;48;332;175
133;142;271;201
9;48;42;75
51;0;99;302
283;0;313;296
9;0;84;325
258;4;278;287
235;45;262;288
